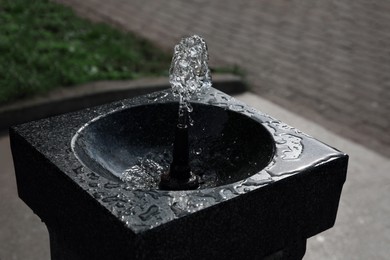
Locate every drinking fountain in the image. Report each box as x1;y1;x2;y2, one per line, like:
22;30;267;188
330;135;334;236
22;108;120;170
10;35;348;260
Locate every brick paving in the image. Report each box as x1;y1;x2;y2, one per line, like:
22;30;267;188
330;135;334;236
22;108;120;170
55;0;390;157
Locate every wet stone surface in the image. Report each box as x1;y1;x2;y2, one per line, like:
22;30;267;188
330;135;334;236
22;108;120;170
10;87;348;259
12;87;345;233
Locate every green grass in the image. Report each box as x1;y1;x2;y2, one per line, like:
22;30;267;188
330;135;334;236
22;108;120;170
0;0;171;105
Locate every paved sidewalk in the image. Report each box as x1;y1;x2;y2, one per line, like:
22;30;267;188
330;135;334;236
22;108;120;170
54;0;390;157
1;93;389;259
239;93;390;260
0;133;50;260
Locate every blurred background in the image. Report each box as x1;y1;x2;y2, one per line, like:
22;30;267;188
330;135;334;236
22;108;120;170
1;0;389;259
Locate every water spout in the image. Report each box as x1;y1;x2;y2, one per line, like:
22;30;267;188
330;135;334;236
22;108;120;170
170;35;212;128
159;35;212;190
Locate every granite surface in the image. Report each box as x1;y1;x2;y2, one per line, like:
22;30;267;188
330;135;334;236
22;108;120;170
10;88;348;259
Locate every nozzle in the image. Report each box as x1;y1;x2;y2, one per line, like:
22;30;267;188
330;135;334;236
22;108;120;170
159;125;199;190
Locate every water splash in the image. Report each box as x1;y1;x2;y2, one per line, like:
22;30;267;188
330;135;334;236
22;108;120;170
120;150;220;190
121;152;170;190
169;35;212;127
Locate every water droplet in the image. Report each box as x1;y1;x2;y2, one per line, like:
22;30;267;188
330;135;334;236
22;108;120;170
122;207;135;216
101;194;127;204
147;92;169;101
87;172;99;180
88;182;99;188
73;166;84;175
228;104;245;113
139;205;160;221
112;101;125;109
93;192;106;199
145;190;160;200
219;188;234;200
171;202;188;218
213;102;228;107
116;202;125;208
221;96;229;101
104;183;120;189
102;195;120;203
194;147;202;155
244;109;255;115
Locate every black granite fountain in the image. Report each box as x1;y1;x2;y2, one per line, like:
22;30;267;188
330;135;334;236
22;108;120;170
10;35;348;260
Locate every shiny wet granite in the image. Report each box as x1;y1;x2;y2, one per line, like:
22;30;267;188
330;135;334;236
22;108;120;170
10;87;348;260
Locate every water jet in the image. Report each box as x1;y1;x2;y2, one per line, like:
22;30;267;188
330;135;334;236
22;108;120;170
160;35;212;190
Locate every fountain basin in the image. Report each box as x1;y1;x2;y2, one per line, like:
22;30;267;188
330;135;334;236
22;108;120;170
72;102;275;187
10;87;348;259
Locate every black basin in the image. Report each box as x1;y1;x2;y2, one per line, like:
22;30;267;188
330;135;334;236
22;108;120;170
72;103;275;188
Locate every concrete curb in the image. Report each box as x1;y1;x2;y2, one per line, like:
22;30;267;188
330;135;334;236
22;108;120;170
0;74;245;131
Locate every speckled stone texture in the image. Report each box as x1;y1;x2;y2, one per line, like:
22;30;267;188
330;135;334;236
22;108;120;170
10;88;348;260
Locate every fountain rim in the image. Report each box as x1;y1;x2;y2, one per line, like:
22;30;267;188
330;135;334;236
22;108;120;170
70;92;277;191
